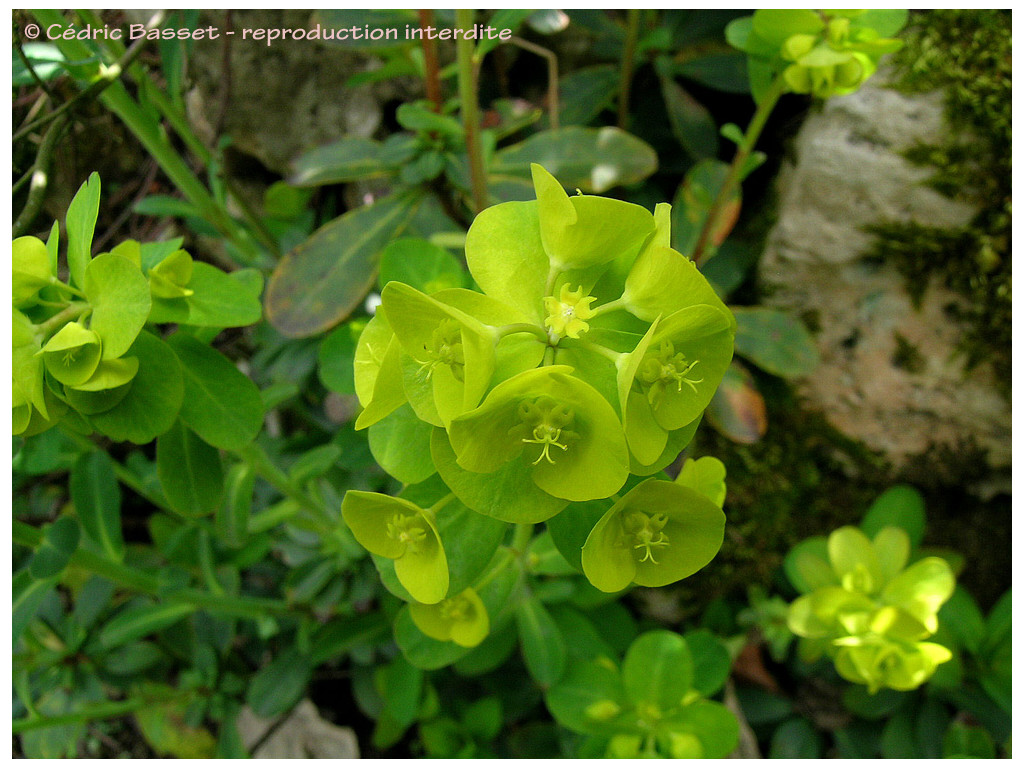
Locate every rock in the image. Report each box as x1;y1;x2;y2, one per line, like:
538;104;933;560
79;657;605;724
236;699;360;759
758;76;1010;493
185;10;420;175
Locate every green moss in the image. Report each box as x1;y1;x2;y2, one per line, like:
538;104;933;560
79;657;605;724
870;10;1010;391
660;375;890;618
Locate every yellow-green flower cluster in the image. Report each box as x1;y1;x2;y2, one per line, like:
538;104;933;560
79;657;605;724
787;525;955;693
350;164;733;602
727;10;907;101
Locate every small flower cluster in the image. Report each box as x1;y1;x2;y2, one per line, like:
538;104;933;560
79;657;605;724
13;234;155;435
728;9;907;99
345;165;733;642
786;525;955;693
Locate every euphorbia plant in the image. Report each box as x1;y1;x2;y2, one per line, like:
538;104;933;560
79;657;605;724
348;163;734;659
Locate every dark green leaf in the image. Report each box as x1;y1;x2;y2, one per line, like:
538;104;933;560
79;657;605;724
705;361;767;444
557;65;619;126
215;464;254;548
378;238;465;294
516;595;567;688
289;138;387;186
148;263;263;328
733;307;819;378
312;9;418;49
246;648;313;717
769;718;822;759
166;333;264;451
266;192;420;337
29;517;80;579
676;52;749;93
684;629;731;696
492;127;658;193
657;63;719;160
156;421;225;517
368;403;436;485
89;331;184;444
99;602;196;648
943;722;996;759
70;451;125;561
12;568;57;641
861;485;926;547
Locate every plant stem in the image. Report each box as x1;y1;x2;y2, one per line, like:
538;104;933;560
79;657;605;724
589;295;628;319
13;519;302;618
455;9;488;214
691;74;787;266
617;9;642;130
35;302;89;338
236;443;334;533
508;37;559;130
12;113;66;238
511;523;534;555
12;692;182;735
418;9;443;112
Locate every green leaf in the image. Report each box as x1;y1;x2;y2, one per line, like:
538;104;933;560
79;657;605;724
943;722;996;759
516;595;567;688
65;173;100;288
99;601;196;648
545;657;628;735
733;307;819;378
70;451;125;562
81;254;149;356
492;127;658;193
783;536;835;593
464;199;548;322
88;331;185;444
148;263;263;328
770;718;822;759
378;238;465;294
313;9;418;49
861;485;926;548
288;137;387;186
704;361;766;444
684;629;731;696
135;695;217;758
676;456;727;507
676;52;749;94
622;630;692;709
246;648;313;717
671;158;741;256
368;403;436;485
374;655;424;748
666;699;740;759
12;42;65;86
557;65;619;126
657;65;719;160
12;568;57;641
166;333;264;451
265;192;421;337
156;420;225;517
29;517;80;579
